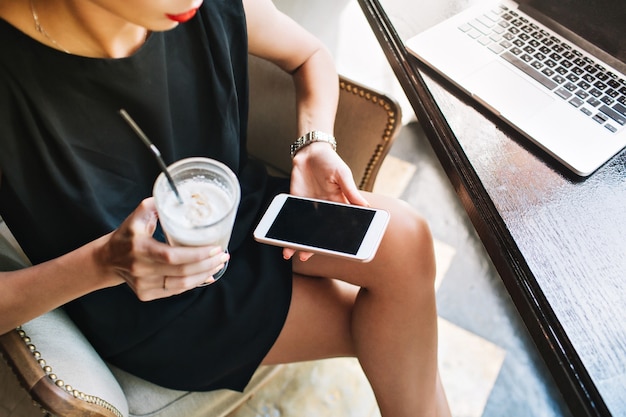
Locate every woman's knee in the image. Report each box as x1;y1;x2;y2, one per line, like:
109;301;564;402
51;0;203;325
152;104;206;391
378;199;437;287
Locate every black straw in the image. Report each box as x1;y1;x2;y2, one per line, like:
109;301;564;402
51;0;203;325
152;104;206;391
119;109;183;204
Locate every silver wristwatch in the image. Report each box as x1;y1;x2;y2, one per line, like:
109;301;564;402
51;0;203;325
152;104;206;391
290;131;337;159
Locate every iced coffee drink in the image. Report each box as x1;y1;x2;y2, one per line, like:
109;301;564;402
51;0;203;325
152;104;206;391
153;157;241;280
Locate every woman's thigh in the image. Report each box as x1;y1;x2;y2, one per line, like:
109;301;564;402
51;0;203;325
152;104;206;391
261;274;359;365
261;191;436;365
292;191;435;290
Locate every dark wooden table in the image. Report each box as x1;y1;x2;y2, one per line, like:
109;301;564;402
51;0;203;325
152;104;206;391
357;0;626;416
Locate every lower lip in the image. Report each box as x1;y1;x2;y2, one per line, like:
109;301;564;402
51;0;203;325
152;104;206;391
166;8;198;23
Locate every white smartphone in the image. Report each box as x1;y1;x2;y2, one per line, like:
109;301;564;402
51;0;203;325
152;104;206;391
253;193;390;262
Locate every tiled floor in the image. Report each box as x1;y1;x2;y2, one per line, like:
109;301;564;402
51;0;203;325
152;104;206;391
228;1;575;416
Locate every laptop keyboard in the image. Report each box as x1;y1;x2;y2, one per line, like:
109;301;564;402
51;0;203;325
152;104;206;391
458;5;626;134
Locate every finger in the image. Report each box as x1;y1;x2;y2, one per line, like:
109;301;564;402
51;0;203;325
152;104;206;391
162;260;227;292
335;172;370;207
283;248;313;262
127;198;160;237
283;247;296;260
298;251;315;262
142;240;224;268
150;246;229;277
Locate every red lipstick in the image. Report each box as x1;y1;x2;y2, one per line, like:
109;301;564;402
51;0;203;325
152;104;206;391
166;8;198;23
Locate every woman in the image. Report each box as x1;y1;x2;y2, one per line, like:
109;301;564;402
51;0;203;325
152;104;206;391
0;0;451;415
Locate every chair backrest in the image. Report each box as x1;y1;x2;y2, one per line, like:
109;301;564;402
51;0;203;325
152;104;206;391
247;54;402;191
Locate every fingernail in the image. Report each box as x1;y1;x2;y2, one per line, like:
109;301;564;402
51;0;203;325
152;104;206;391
198;277;215;287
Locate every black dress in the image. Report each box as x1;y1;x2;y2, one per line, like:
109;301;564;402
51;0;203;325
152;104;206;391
0;0;292;392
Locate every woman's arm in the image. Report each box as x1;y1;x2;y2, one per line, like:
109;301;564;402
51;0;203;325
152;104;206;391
244;0;339;137
243;0;369;264
0;235;117;335
244;0;366;203
0;198;229;334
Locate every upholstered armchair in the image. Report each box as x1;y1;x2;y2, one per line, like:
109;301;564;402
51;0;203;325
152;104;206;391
0;55;401;417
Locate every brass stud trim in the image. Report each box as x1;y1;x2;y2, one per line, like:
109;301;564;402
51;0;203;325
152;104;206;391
14;326;124;417
339;80;400;190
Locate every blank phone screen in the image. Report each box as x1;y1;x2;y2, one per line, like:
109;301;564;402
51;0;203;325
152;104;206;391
266;197;376;255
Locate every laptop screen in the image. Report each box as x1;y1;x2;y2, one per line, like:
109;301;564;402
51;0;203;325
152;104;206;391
519;0;626;66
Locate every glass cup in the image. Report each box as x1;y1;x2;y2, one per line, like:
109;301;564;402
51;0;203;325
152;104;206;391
153;157;241;282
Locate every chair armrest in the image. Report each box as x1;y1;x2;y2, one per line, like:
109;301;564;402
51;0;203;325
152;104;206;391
247;54;401;191
0;231;128;417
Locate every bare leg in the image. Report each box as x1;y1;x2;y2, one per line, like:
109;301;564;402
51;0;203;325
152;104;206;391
262;193;451;417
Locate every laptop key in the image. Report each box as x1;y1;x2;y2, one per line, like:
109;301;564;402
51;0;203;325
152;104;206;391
599;105;626;125
566;73;579;82
606;89;619;98
488;43;505;54
501;51;558;89
613;102;626;116
582;73;596;83
593;113;608;124
576;90;590;99
555;87;572;99
479;36;492;46
564;82;577;92
477;15;496;27
600;96;614;105
569;97;584;107
544;59;557;68
469;19;492;35
521;54;533;62
523;46;535;54
555;66;568;75
467;29;482;39
593;80;608;90
589;88;603;98
587;97;602;107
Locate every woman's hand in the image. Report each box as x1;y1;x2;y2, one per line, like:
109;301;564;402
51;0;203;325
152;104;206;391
285;142;370;261
95;198;229;301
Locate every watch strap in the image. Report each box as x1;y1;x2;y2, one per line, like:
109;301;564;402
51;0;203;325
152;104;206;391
290;131;337;159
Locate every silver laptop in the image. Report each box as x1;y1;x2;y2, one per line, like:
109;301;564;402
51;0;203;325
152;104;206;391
405;0;626;176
